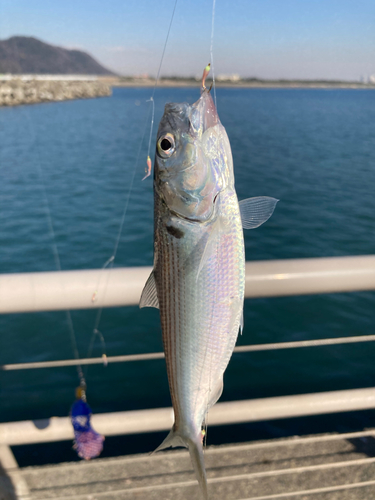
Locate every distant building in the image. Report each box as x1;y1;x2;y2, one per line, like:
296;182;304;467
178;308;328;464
369;75;375;84
217;74;241;82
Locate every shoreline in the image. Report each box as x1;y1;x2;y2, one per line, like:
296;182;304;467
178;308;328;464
106;77;375;90
1;77;374;107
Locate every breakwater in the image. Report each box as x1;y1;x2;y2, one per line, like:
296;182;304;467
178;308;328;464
0;77;111;106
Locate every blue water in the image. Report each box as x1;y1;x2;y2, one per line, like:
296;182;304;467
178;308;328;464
1;88;375;441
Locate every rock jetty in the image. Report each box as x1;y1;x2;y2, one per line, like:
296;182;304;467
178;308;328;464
0;77;111;106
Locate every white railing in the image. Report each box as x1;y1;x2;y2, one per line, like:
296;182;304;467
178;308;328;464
1;255;375;445
2;334;375;371
1;255;375;314
1;388;375;445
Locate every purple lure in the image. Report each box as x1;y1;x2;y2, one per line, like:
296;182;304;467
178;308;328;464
71;398;104;460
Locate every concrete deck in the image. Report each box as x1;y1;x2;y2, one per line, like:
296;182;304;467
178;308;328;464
2;430;375;500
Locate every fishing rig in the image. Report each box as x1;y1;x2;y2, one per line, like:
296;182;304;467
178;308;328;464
12;0;218;463
29;118;105;459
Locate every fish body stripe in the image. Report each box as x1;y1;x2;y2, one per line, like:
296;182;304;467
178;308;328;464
154;189;245;435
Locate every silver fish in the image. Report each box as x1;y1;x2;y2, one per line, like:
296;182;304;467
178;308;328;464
140;66;277;499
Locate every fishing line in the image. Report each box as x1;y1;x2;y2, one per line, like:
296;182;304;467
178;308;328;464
84;0;179;373
15;62;110;457
202;0;218;451
210;0;217;109
144;96;155;180
11;33;86;390
23;109;85;388
83;104;153;376
10;40;105;458
192;1;219;452
144;0;179;178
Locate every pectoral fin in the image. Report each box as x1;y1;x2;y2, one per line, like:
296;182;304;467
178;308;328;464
139;271;159;309
239;196;278;229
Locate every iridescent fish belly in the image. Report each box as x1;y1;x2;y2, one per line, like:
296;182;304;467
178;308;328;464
155;185;244;427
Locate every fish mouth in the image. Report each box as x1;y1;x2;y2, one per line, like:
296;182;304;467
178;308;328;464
190;90;219;134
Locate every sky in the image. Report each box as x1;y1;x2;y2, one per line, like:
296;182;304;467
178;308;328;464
0;0;374;80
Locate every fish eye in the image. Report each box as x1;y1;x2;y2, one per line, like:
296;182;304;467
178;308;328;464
161;138;171;150
157;133;175;158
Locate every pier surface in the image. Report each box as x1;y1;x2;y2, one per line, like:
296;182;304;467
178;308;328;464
1;430;375;499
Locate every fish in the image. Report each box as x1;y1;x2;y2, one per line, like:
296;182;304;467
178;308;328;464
140;65;278;499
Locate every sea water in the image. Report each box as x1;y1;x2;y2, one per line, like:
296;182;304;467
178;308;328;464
1;88;375;448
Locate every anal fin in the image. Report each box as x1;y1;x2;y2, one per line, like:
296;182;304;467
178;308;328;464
208;378;224;410
139;270;159;309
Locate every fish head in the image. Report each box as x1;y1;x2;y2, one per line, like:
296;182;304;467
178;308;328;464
154;90;234;222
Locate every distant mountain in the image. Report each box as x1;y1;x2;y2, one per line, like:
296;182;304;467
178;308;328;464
0;36;115;75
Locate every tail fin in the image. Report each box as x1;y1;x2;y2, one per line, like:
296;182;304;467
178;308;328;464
153;428;209;499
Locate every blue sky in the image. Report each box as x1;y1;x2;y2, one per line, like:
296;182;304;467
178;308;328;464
0;0;374;80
